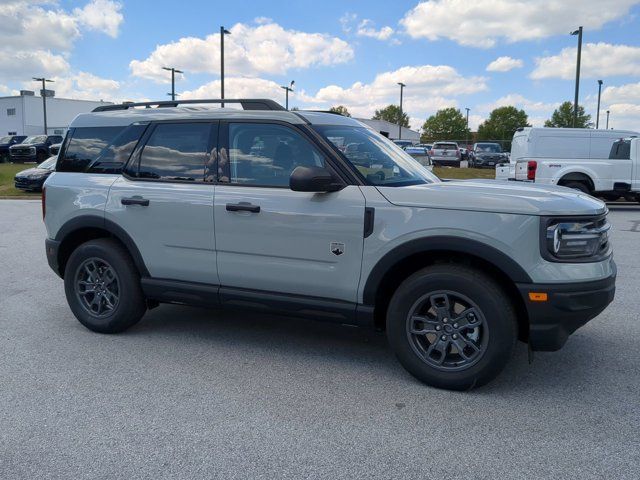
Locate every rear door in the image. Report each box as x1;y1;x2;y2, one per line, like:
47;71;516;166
213;121;366;303
106;121;218;284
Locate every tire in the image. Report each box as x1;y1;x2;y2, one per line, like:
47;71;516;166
386;264;517;390
64;238;147;333
600;193;620;202
563;181;591;195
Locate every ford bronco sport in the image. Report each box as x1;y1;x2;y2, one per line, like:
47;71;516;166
43;99;616;390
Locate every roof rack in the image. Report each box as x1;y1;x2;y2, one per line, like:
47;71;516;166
92;98;285;113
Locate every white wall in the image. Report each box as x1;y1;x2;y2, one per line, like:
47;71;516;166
0;95;111;136
356;118;420;142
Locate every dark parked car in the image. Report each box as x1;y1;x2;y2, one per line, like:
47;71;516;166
0;135;27;162
470;142;508;168
9;135;63;163
14;156;57;191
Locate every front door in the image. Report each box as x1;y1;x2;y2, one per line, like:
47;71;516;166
106;121;218;284
213;122;366;303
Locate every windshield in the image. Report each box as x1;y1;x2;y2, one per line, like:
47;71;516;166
38;156;57;170
0;136;12;144
475;143;502;153
434;143;458;150
23;135;47;145
314;125;439;186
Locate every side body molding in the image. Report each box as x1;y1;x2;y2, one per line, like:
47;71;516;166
361;235;534;305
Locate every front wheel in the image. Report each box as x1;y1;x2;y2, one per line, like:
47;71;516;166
64;238;147;333
386;264;517;390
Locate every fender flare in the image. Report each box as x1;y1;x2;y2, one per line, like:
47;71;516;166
55;215;149;277
552;167;597;189
361;236;533;305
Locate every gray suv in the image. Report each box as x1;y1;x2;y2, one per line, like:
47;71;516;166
43;99;616;390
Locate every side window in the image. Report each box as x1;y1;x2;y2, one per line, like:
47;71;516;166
87;124;147;174
609;140;631;160
135;123;212;182
223;123;325;187
57;127;125;172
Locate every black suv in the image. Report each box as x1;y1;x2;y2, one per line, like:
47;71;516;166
0;135;27;162
9;135;63;163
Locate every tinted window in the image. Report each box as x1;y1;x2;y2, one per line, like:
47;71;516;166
135;123;212;182
434;143;458;149
58;127;124;172
316;125;438;186
87;124;147;174
224;123;325;187
609;140;631;160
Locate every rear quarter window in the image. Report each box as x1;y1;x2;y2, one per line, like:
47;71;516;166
609;140;631;160
57;126;125;172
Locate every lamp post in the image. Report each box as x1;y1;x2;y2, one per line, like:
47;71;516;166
220;26;231;107
606;110;610;129
465;107;470;150
162;67;183;101
33;77;53;134
596;80;603;129
281;81;295;110
570;26;583;127
397;82;406;140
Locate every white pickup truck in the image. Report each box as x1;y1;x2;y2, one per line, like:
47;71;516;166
507;127;639;200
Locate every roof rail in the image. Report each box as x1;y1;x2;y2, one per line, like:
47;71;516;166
92;98;285;113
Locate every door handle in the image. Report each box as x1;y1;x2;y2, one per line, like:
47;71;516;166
121;196;150;206
226;202;260;213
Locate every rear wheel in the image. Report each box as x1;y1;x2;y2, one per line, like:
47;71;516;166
562;181;591;195
64;238;146;333
386;264;517;390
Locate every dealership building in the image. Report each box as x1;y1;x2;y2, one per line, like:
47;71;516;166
357;118;420;143
0;91;111;136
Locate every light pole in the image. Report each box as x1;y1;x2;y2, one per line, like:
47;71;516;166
465;107;470;149
33;77;54;134
167;93;180;99
571;26;583;127
162;67;183;101
606;110;610;129
280;81;294;110
220;26;231;107
397;82;406;140
596;80;603;129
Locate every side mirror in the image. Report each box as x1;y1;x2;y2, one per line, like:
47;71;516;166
290;166;343;192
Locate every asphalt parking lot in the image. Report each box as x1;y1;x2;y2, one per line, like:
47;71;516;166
1;200;639;479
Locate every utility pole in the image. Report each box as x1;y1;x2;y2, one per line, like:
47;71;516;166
280;81;295;110
397;82;406;140
220;26;231;107
33;77;54;134
162;67;183;101
606;110;610;129
596;80;603;129
465;107;470;149
571;26;583;127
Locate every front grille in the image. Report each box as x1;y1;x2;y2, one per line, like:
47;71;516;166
11;148;33;157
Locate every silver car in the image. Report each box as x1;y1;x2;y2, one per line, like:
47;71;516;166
430;141;461;167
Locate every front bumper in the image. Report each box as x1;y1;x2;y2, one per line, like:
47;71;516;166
45;238;62;278
517;262;616;351
15;176;46;191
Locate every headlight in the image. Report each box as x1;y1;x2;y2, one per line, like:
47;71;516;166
542;216;611;262
30;147;36;154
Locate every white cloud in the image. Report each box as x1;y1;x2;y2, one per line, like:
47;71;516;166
532;43;640;80
602;82;640;104
478;93;560;113
0;50;70;81
130;20;354;82
180;77;285;103
486;56;523;72
356;19;395;41
604;104;640;131
302;64;486;120
401;0;639;48
73;0;123;38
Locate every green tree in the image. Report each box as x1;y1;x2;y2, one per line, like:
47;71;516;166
372;104;409;128
420;108;469;142
544;101;592;128
477;106;530;141
329;105;351;117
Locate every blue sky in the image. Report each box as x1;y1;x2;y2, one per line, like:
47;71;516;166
2;0;640;130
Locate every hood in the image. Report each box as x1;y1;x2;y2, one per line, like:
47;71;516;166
15;167;51;178
376;179;606;216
